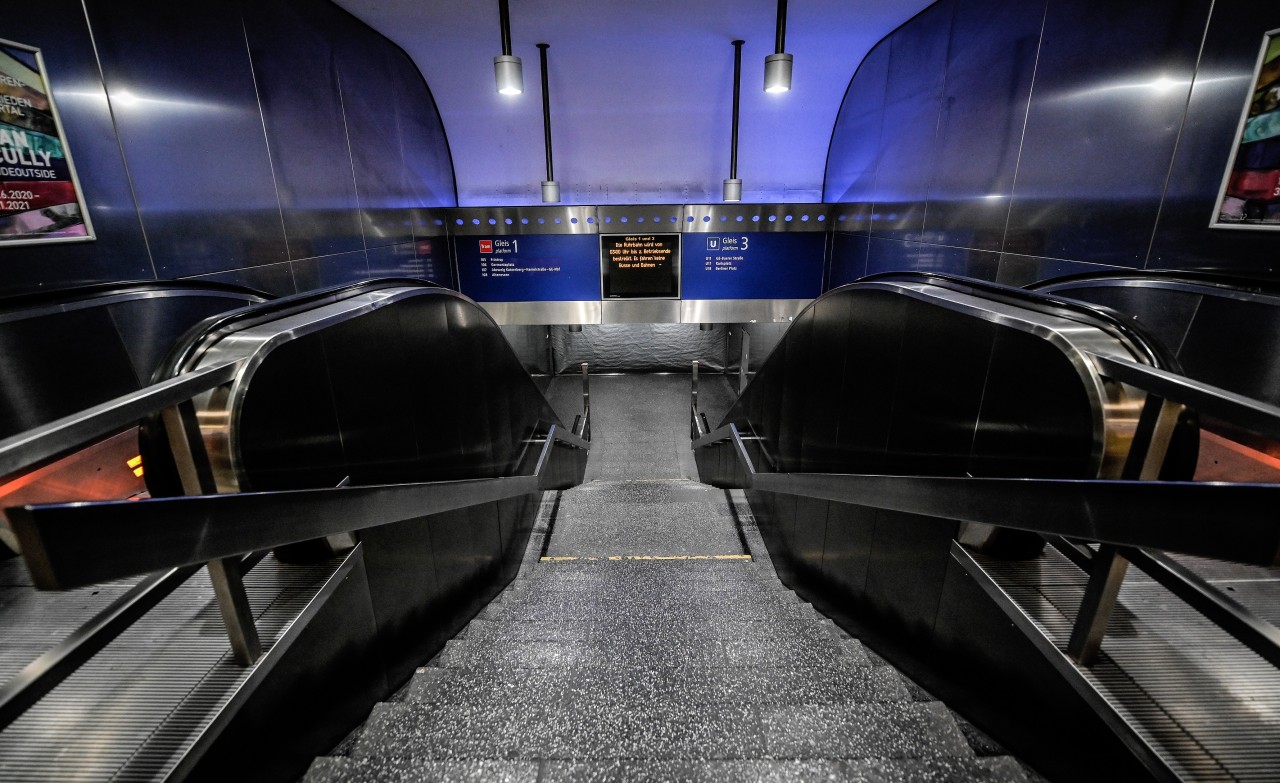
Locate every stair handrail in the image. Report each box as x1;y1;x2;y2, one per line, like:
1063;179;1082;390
694;354;1280;670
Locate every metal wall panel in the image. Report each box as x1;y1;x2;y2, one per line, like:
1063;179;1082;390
1004;0;1211;267
825;0;1280;285
923;0;1045;243
871;0;954;242
335;27;415;250
84;0;289;278
242;1;365;261
1149;0;1280;272
0;2;151;295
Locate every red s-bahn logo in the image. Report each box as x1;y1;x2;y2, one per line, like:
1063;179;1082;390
479;240;493;253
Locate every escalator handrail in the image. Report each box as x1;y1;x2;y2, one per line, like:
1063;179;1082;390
0;280;270;320
154;278;439;379
856;272;1176;371
696;423;1280;566
0;359;245;479
1087;352;1280;441
9;425;588;591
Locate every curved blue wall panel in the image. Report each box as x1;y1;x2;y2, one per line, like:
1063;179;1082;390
825;0;1280;284
0;0;456;297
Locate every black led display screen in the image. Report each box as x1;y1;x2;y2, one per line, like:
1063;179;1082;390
600;233;680;298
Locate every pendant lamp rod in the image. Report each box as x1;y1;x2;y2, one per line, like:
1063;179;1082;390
724;39;744;202
730;39;743;181
499;0;513;55
774;0;787;53
537;43;560;202
539;43;554;183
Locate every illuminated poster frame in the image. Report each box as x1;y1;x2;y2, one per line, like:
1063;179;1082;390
1213;28;1280;230
0;37;94;245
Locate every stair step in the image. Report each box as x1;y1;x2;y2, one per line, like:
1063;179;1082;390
458;617;849;644
304;757;536;783
345;700;976;762
406;661;909;707
479;600;819;624
432;634;864;670
304;755;1030;783
504;577;787;594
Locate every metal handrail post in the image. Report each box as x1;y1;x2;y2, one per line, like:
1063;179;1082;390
162;394;261;666
1060;385;1182;666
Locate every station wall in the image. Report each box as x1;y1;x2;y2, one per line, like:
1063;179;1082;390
0;0;456;298
825;0;1280;286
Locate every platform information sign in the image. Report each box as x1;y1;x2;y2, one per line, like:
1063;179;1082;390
681;232;825;299
600;233;680;299
455;233;601;301
0;38;93;245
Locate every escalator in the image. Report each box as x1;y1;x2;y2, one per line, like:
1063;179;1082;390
0;280;586;782
0;280;267;732
5;271;1279;781
692;273;1280;782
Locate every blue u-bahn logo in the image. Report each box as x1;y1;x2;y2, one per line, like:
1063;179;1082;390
707;237;720;251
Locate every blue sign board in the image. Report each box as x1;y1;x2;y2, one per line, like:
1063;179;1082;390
455;234;602;302
681;232;826;300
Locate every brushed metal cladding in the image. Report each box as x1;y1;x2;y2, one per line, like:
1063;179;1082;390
923;0;1046;240
680;299;809;324
600;299;680;324
241;2;364;260
682;204;832;232
1151;2;1280;270
83;0;289;278
479;300;601;325
0;2;151;295
1003;0;1212;267
447;206;599;236
597;204;685;233
552;323;727;373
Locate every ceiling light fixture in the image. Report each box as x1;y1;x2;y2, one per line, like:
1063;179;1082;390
493;0;523;95
537;43;560;202
724;39;744;203
764;0;793;93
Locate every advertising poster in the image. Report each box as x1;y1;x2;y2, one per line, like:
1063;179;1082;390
1214;30;1280;228
0;38;93;244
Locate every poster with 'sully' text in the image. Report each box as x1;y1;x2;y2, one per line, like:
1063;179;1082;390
0;38;93;244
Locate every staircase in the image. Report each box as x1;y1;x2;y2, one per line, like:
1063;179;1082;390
304;471;1035;782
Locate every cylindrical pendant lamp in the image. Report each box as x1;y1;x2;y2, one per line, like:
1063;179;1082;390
493;0;523;95
764;0;793;93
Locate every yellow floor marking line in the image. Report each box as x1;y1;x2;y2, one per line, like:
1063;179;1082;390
540;554;752;562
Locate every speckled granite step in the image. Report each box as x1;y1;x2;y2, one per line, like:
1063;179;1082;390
405;661;909;707
343;698;976;762
430;633;865;670
304;755;1030;783
458;616;850;643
